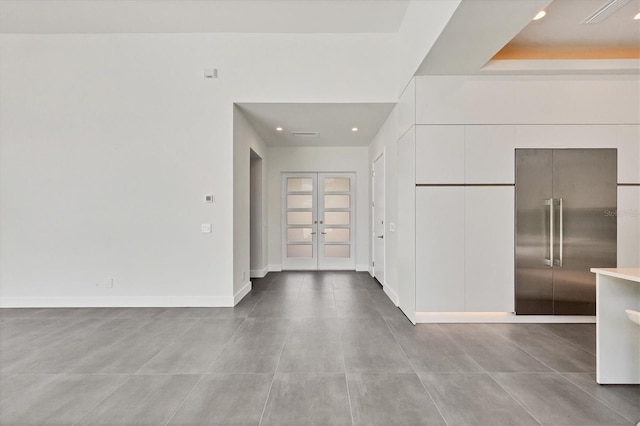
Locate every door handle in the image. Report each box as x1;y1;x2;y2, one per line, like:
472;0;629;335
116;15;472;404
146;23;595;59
321;232;327;235
557;198;563;267
310;232;317;235
377;235;384;239
544;198;554;267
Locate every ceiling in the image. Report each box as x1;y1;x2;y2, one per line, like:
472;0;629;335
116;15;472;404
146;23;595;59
0;0;410;34
494;0;640;60
236;103;395;147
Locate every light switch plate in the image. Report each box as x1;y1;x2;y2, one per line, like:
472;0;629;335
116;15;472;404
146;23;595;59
389;223;396;232
201;224;212;233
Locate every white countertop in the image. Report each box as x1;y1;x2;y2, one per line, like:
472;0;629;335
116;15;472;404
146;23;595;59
590;268;640;283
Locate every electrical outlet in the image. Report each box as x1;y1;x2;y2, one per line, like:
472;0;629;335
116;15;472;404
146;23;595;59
106;278;114;288
242;271;246;281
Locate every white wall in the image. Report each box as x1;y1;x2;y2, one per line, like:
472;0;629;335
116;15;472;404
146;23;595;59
0;33;402;307
368;106;399;302
267;146;370;271
233;106;268;302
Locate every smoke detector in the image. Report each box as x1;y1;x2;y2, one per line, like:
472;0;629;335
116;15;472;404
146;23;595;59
583;0;631;24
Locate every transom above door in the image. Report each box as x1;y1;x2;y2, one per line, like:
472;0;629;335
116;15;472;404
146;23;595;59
282;172;356;270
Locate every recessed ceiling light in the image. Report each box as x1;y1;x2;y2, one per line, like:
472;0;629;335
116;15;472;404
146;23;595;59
351;127;358;132
276;127;283;131
533;10;546;20
634;12;640;20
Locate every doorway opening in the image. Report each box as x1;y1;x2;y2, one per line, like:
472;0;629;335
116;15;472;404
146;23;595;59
250;149;265;278
282;172;356;270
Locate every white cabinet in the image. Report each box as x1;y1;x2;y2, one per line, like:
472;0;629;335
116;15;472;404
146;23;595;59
464;187;515;312
415;126;464;184
618;186;640;268
397;128;416;323
415;186;514;313
465;126;515;184
416;187;465;312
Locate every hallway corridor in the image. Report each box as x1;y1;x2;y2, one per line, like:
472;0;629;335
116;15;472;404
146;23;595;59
0;271;638;425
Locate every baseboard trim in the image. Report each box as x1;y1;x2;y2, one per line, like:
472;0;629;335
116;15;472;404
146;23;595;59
250;267;268;278
233;281;252;306
268;264;282;272
415;312;596;324
355;264;369;272
383;285;399;306
0;296;236;308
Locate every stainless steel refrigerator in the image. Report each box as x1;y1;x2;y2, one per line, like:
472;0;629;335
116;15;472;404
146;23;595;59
515;149;617;315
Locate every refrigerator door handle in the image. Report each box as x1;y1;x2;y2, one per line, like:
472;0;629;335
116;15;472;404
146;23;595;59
557;198;564;267
544;198;554;267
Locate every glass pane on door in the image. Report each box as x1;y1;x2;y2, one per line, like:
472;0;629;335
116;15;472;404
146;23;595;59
287;211;313;225
325;211;350;225
288;194;313;209
287;228;314;242
325;244;350;258
288;245;313;258
324;195;350;209
324;177;350;192
287;178;313;192
324;228;350;242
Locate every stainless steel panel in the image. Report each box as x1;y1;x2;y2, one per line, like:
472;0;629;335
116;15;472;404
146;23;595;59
515;149;554;314
552;149;617;315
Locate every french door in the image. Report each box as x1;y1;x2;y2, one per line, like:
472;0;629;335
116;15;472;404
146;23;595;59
282;172;355;270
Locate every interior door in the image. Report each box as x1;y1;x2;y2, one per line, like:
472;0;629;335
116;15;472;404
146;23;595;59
373;155;385;284
318;173;355;270
282;172;355;270
282;173;318;270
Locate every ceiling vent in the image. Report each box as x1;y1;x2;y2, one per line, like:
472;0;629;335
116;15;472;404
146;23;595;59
291;131;319;139
583;0;631;24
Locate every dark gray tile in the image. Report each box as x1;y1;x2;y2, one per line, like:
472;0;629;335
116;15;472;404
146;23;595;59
0;374;128;425
0;308;49;318
248;292;300;317
278;318;343;373
334;289;382;318
208;317;290;373
563;373;640;423
134;317;200;340
110;307;169;318
261;373;352;426
419;372;540;425
490;324;595;372
340;317;413;373
4;318;146;374
168;374;272;425
348;373;445;425
77;374;199;425
492;373;631;425
441;324;552;373
69;331;168;374
368;289;404;319
387;318;483;372
538;323;597;355
30;307;119;318
138;318;244;374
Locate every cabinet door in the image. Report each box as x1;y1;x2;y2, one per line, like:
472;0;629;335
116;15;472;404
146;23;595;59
415;126;464;184
465;125;515;184
465;187;515;312
416;187;465;312
398;128;416;322
617;186;640;268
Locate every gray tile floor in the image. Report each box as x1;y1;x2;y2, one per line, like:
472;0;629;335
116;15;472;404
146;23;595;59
0;271;638;425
